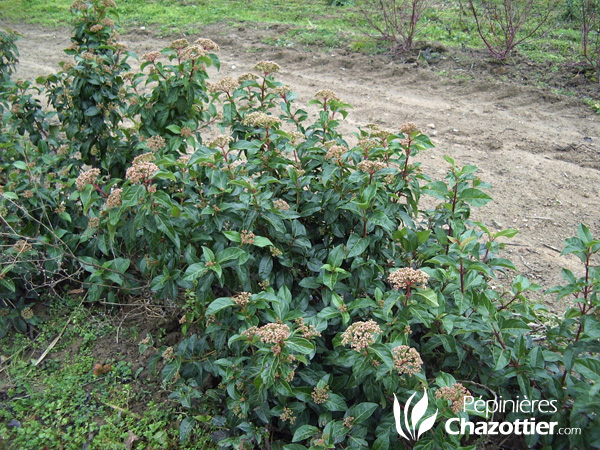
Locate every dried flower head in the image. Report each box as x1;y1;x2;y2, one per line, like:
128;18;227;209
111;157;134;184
181;45;206;61
162;346;174;360
76;168;101;191
102;0;117;7
194;38;220;51
365;123;392;141
343;416;354;429
392;345;423;376
388;268;429;291
315;89;340;102
341;320;382;352
435;383;471;413
180;126;193;138
23;190;33;199
90;24;103;33
325;145;346;161
254;60;280;74
358;138;379;153
312;385;330;404
295;317;320;339
132;152;155;165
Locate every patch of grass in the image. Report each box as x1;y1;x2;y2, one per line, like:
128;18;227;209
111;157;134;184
0;302;216;450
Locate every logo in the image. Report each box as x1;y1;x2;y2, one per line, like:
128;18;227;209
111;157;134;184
393;389;438;441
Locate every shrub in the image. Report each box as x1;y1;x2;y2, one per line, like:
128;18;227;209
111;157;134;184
354;0;431;53
465;0;559;60
1;1;599;449
580;0;600;81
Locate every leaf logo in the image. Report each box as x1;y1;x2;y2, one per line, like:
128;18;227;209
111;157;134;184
394;389;438;441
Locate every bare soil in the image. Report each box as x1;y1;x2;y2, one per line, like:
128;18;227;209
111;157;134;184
4;21;600;314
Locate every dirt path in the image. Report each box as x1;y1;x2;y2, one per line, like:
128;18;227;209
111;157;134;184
5;22;600;313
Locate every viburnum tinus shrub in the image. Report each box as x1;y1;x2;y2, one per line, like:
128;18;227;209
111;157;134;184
42;0;138;176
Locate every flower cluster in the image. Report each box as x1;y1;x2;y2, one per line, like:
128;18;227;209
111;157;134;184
208;135;233;149
238;72;259;83
244;323;291;344
194;38;220;52
341;320;382;352
343;416;355;429
365;123;392;141
400;122;420;135
169;38;189;50
87;217;100;230
76;168;101;191
325;145;346;162
209;76;239;95
392;345;423;376
312;386;330;404
162;346;174;360
435;383;471;413
388;268;429;290
233;292;251;308
240;230;255;245
126;159;158;185
356;160;387;174
295;317;320;339
145;135;166;152
13;240;32;253
142;51;161;63
273;198;290;211
280;407;296;424
181;45;206;61
315;89;340;102
105;188;122;209
254;60;280;75
242;111;281;129
20;307;34;320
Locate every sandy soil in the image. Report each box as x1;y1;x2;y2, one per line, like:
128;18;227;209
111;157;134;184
4;22;600;313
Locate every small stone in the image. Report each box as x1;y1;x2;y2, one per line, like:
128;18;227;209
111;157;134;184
139;26;146;31
427;123;436;129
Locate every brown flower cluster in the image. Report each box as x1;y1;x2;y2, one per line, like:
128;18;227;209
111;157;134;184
207;135;233;149
233;292;251;308
343;416;355;429
358;138;379;153
13;240;32;253
325;145;346;162
142;51;161;63
273;198;290;211
169;38;189;50
341;320;382;352
312;385;330;404
392;345;423;376
435;383;471;413
145;135;166;152
238;72;259;83
209;76;239;95
244;323;291;344
315;89;340;102
20;307;34;320
76;168;101;191
242;111;281;129
240;230;255;245
180;127;193;138
365;123;392;141
105;188;122;209
181;45;206;61
280;407;296;424
254;60;280;74
194;38;220;52
400;122;420;135
356;160;386;174
90;24;103;33
388;268;429;291
87;217;100;230
295;317;320;339
126;158;158;185
162;346;174;360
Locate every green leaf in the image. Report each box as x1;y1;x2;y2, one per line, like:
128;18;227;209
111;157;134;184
13;161;27;170
183;262;208;282
206;297;235;315
347;402;379;425
368;211;395;232
216;247;246;264
179;417;195;443
458;188;492;207
253;236;274;248
287;337;315;355
292;425;319;442
414;288;439;307
346;233;370;259
223;231;241;242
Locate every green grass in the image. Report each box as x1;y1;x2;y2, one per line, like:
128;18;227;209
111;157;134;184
0;299;215;450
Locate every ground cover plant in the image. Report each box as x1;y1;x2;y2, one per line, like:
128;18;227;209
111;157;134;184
1;1;600;450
